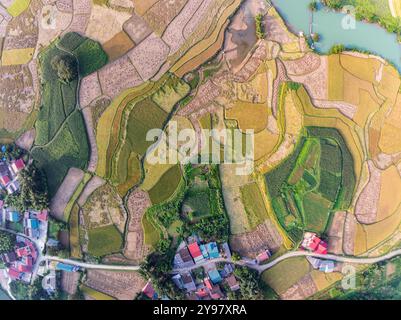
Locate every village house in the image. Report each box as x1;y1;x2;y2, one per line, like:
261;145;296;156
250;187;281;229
173;246;195;269
142;280;158;300
181;272;196;292
208;269;222;284
301;232;328;254
188;242;204;264
225;274;240;291
256;249;271;264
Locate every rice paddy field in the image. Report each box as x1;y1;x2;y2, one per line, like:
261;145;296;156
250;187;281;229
87;225;123;257
32;33;107;197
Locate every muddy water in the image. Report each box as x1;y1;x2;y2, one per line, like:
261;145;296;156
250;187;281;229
224;0;266;69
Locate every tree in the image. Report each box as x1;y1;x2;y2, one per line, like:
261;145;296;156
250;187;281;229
309;1;318;11
0;231;15;253
311;33;320;42
51;54;78;84
234;266;264;300
255;14;265;39
5;164;49;211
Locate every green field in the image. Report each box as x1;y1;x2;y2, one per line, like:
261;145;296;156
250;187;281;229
266;127;356;239
240;182;269;229
261;256;311;295
183;190;211;220
148;164;182;204
87;225;123;257
32;33;107;196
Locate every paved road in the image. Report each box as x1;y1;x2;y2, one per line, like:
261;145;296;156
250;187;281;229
43;248;401;274
40;256;141;271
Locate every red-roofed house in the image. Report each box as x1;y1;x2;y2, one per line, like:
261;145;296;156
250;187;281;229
10;159;25;175
16;263;32;273
15;246;31;258
204;278;213;290
0;175;10;187
195;288;209;298
37;210;48;222
256;249;271;264
316;242;328;255
301;232;328;255
188;242;204;263
225;275;240;291
142;280;158;300
8;268;23;280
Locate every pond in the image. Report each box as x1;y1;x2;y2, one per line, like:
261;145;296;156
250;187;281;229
271;0;401;72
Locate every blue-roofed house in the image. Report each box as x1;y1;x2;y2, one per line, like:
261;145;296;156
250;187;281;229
200;244;209;259
6;211;20;222
25;218;39;229
206;242;220;259
208;269;222;284
319;260;335;273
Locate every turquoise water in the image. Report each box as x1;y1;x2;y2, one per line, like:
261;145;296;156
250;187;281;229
272;0;401;72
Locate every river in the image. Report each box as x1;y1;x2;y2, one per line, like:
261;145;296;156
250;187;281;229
271;0;401;72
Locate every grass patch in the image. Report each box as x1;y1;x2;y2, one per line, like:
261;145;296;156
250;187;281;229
87;224;123;257
261;257;310;295
240;182;269;229
148;165;182;204
6;0;30;17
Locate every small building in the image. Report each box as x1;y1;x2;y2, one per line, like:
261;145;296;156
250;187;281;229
42;271;57;293
225;274;240;291
6;211;20;222
306;256;322;269
220;263;234;277
174;247;195;268
46;238;60;247
6;181;19;195
36;210;49;222
24;228;40;239
10;159;25;175
199;244;209;260
188;242;204;263
204;278;213;290
256;249;271;264
0;175;10;187
301;232;328;255
8;267;23;281
55;263;79;272
222;242;232;260
181;272;196;292
25;218;39;229
195;287;209;299
142;280;158;300
172;274;184;289
209;285;223;300
208;269;222;284
0;252;17;264
319;260;335;273
15;246;31;258
206;242;220;259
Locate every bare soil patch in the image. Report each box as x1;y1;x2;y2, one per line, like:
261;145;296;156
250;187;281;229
85;270;146;300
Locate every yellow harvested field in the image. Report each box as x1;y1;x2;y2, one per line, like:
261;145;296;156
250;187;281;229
285;90;303;135
254;129;280;161
343;71;381;107
173;20;230;77
235;72;269;104
363;206;401;250
328;55;344;101
133;0;159;16
353;89;380;128
377;65;401;104
340;54;381;83
1;48;34;66
310;270;343;291
171;0;241;76
354;222;367;255
225;101;268;133
377;165;401;221
379;123;401;154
